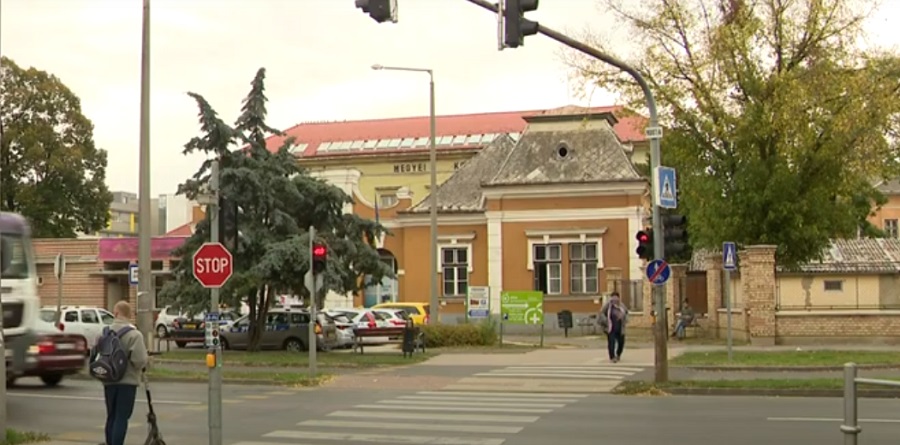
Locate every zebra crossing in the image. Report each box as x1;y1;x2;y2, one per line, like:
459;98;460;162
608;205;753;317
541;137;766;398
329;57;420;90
230;390;588;445
443;364;645;393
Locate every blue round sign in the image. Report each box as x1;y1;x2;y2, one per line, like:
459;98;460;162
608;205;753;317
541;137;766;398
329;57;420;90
645;259;671;285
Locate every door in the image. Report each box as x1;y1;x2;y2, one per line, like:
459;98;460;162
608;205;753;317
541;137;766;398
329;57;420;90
80;309;103;345
264;312;290;348
225;316;251;349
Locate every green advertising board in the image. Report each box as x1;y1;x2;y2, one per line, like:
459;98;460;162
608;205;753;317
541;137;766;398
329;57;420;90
500;291;544;325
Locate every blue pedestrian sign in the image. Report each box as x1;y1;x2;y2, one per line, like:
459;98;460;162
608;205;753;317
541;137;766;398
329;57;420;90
654;166;678;209
723;242;737;271
645;259;671;285
127;264;139;286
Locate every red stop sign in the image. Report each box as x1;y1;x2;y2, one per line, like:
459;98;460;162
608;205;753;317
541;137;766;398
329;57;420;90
192;242;234;288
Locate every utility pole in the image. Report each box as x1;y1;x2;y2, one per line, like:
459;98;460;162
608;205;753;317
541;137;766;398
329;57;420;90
308;225;318;379
136;0;155;350
208;161;223;445
0;0;7;431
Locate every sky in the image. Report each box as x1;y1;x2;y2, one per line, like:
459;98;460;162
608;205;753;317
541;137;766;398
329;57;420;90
2;0;899;196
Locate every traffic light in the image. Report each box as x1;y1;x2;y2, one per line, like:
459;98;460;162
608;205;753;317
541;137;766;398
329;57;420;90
503;0;540;48
636;229;654;261
355;0;397;23
312;243;327;275
218;197;239;252
663;214;689;257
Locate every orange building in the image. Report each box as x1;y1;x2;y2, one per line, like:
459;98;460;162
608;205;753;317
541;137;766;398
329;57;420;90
870;180;900;237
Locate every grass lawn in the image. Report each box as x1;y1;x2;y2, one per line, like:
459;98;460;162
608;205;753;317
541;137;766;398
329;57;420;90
157;349;434;368
671;350;900;367
613;377;900;394
147;367;332;387
4;429;49;445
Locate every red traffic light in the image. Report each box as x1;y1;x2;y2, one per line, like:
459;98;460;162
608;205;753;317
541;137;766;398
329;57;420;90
636;231;650;243
312;244;327;258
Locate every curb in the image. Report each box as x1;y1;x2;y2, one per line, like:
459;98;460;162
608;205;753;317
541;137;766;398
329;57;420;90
663;387;900;398
675;364;900;372
67;372;328;387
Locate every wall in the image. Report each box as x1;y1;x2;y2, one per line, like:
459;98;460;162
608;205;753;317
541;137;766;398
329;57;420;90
777;275;879;309
867;194;900;235
33;239;107;309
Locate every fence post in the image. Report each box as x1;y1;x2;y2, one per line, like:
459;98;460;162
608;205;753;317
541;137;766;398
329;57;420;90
840;362;861;445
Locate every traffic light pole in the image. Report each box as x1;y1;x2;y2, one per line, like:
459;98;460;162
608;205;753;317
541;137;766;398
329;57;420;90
465;0;668;382
308;225;318;379
208;160;223;445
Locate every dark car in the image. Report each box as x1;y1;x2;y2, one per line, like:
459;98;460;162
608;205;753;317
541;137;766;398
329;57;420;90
169;311;239;348
6;320;88;387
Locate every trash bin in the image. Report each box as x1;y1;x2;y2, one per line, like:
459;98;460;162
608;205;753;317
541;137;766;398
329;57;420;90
402;319;417;358
557;310;573;337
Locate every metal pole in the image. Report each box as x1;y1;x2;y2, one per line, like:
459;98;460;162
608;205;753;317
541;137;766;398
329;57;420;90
0;0;6;429
463;0;668;383
208;161;223;445
428;73;439;324
841;363;861;445
55;254;64;325
725;269;733;362
136;0;155;351
308;225;317;378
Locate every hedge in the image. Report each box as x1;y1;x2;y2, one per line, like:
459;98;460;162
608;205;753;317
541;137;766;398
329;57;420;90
421;319;498;348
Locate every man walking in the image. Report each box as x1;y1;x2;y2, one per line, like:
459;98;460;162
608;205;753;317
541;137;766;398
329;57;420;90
91;300;148;445
598;292;628;363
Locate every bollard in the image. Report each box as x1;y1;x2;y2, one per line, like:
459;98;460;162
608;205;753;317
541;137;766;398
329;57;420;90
840;362;861;445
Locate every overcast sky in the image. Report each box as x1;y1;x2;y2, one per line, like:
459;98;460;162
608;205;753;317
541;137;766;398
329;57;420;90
3;0;899;196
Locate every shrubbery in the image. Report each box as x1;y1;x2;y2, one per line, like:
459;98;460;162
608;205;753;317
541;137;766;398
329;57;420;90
421;319;498;348
4;429;49;445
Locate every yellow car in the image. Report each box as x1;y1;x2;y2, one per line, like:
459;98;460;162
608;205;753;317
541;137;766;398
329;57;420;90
372;302;431;325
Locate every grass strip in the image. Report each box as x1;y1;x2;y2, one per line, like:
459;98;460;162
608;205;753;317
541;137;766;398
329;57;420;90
147;367;332;387
157;349;433;368
614;377;900;395
4;429;50;445
671;350;900;367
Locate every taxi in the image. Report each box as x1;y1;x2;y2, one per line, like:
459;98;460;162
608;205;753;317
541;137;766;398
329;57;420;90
371;302;430;325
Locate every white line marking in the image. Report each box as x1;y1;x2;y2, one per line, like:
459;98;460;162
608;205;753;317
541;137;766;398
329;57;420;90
417;391;588;398
328;410;539;423
354;404;552;413
8;392;200;405
476;373;624;380
497;370;635;376
399;395;580;404
264;430;505;445
377;399;566;408
506;366;644;373
767;417;900;424
231;442;320;445
299;419;523;434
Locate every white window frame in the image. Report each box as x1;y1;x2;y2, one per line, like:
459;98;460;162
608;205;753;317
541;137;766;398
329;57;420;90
440;246;469;297
884;219;899;238
532;243;563;295
435;235;475;297
379;193;399;208
569;242;599;294
526;236;604;270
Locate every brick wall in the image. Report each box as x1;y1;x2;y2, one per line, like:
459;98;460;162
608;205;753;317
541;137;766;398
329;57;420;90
33;239;107;309
776;312;900;344
740;246;778;345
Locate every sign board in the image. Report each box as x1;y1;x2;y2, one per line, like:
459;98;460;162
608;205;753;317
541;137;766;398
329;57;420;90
54;254;66;279
304;271;324;295
723;242;737;271
654;166;678;209
205;312;220;348
466;286;490;319
645;126;664;139
646;259;671;285
128;264;138;286
192;242;234;288
500;291;544;325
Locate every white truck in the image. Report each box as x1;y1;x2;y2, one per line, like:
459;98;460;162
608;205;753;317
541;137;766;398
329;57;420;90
2;212;43;380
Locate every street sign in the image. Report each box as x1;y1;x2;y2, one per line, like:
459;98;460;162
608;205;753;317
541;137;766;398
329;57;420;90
645;126;664;139
54;254;66;279
467;286;490;320
654;166;678;209
304;270;324;295
723;242;737;271
500;291;543;325
192;242;234;288
205;312;220;348
645;259;671;285
128;263;138;286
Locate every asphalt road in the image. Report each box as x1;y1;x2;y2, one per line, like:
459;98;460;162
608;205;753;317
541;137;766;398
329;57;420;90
8;375;899;445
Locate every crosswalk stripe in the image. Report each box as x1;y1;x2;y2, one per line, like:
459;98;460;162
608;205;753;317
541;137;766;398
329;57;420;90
501;368;637;376
264;429;505;445
231;442;320;445
376;399;567;408
505;366;644;373
299;419;524;434
416;391;588;398
398;395;581;403
443;384;617;393
354;404;553;413
328;410;540;423
476;372;625;380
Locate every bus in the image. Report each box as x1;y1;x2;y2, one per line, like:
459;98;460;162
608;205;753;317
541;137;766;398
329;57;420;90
2;212;41;377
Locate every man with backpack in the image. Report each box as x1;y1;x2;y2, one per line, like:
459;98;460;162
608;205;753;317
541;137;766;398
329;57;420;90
89;301;148;445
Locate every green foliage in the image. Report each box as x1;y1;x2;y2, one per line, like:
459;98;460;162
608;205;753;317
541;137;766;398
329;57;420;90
421;320;498;348
4;429;49;445
0;57;111;237
158;68;393;345
568;0;900;267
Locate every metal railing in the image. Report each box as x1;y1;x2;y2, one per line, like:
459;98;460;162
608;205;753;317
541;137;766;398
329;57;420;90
841;362;900;444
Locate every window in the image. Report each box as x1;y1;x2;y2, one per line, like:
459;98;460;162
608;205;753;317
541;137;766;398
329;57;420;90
379;194;398;208
400;138;414;148
81;310;99;324
413;137;429;147
452;135;467;145
100;310;115;325
441;247;469;297
569;243;599;294
824;280;843;292
350;140;365;149
885;219;899;238
363;140;377;149
533;244;562;295
376;139;391;148
64;311;78;322
166;307;180;316
290;313;311;324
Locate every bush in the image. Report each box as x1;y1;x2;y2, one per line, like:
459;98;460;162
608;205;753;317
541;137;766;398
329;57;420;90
421;319;498;348
4;429;49;445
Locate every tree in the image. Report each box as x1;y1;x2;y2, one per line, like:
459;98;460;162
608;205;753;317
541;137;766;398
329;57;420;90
0;57;111;237
159;68;392;351
568;0;900;267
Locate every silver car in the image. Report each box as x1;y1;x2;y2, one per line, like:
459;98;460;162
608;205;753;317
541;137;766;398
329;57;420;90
219;309;337;351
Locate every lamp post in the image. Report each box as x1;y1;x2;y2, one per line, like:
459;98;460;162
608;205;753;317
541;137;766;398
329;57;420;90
136;0;155;350
371;64;439;323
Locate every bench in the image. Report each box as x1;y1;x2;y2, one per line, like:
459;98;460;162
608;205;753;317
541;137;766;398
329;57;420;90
154;336;205;352
353;326;425;357
673;317;705;339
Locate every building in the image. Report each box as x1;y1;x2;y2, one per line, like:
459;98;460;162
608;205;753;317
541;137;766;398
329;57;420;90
80;191;163;238
869;180;900;237
158;193;205;235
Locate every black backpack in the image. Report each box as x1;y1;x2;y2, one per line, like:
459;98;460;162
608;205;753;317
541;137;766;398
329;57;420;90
89;326;133;383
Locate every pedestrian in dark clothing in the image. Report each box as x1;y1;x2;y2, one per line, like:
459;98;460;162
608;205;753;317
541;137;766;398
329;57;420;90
100;301;148;445
598;292;629;362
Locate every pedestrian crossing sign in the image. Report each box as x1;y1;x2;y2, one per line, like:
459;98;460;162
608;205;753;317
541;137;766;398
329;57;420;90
654;166;678;209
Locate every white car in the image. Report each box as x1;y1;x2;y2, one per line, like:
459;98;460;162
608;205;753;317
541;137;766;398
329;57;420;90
39;306;114;347
326;309;391;344
155;305;186;339
373;308;410;328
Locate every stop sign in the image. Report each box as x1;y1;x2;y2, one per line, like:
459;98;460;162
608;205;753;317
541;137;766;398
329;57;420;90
192;242;234;288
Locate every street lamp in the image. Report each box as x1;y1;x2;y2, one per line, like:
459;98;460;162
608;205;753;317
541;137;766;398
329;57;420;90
371;64;439;324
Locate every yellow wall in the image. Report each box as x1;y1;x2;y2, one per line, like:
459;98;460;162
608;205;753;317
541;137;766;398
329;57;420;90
777;275;879;309
869;194;900;236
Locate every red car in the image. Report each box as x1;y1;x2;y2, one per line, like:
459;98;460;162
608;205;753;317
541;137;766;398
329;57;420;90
6;320;88;387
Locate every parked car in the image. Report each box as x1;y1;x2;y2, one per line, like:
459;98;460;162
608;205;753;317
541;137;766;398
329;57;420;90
169;311;240;348
327;308;391;344
219;308;337;351
372;302;430;325
6;319;88;387
324;312;355;349
155;305;186;339
39;306;114;347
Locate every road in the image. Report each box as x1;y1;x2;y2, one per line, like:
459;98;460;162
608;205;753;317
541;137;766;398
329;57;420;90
8;373;899;444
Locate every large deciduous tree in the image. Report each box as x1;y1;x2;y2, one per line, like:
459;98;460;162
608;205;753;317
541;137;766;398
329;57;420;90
568;0;900;267
0;57;112;237
159;68;392;351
